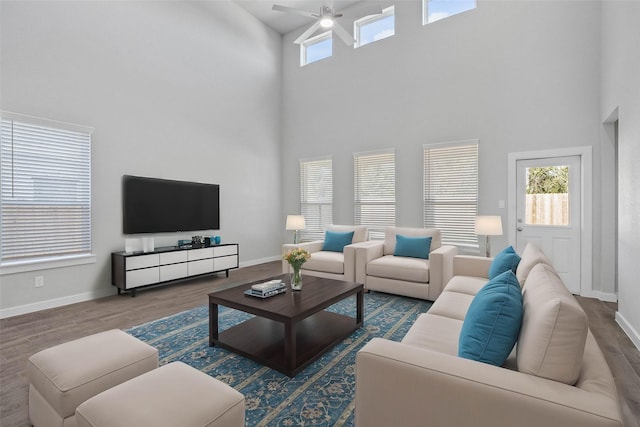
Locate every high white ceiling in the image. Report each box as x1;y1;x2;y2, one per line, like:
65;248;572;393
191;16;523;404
234;0;363;34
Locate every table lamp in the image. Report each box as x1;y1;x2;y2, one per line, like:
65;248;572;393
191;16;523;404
285;215;305;244
474;215;503;257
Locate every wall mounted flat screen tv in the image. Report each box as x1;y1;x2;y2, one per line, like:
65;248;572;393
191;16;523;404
122;175;220;234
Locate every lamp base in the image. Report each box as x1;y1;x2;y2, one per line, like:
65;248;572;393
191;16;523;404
484;235;491;258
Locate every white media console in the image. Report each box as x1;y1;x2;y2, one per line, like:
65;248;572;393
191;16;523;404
111;244;239;296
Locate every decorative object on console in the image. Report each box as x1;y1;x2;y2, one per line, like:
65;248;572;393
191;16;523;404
191;235;203;248
142;237;154;253
283;247;311;291
214;235;221;245
285;215;305;244
474;215;503;257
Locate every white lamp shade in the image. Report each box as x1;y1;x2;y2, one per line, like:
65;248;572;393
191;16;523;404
474;215;503;236
285;215;305;230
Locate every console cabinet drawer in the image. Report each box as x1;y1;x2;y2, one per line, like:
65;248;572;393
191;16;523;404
188;248;214;261
126;267;160;288
214;245;237;257
126;254;159;271
160;251;188;265
188;258;214;276
214;255;238;271
160;263;188;282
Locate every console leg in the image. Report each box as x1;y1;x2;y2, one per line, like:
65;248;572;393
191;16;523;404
130;289;137;297
117;288;121;295
226;270;229;278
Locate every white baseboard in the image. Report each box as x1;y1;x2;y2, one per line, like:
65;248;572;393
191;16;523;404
0;288;115;320
615;311;640;351
589;290;618;303
1;256;282;319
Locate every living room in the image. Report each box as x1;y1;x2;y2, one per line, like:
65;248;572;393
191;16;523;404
1;0;639;426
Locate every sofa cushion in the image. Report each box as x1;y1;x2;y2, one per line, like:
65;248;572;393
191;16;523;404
366;255;429;283
428;291;475;321
458;271;523;366
302;251;344;274
402;313;463;356
383;227;441;256
443;275;487;296
393;235;432;259
516;242;552;286
488;246;521;279
327;224;368;243
322;230;354;252
517;263;588;385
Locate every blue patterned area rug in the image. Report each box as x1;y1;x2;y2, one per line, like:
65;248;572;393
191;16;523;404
127;291;431;427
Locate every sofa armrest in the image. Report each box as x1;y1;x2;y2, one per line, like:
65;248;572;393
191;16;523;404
354;241;384;284
343;241;381;283
355;339;622;427
427;245;458;300
282;241;324;274
452;254;493;278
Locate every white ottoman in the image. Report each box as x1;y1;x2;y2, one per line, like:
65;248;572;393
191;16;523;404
28;329;159;427
75;362;245;427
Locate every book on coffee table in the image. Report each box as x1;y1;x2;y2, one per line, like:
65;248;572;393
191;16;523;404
244;287;286;298
251;280;284;292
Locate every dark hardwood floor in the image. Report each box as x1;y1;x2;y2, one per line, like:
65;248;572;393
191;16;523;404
1;261;638;427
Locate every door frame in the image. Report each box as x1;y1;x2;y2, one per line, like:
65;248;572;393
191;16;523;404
507;146;592;296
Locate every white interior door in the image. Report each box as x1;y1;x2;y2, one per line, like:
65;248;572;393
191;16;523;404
515;156;581;293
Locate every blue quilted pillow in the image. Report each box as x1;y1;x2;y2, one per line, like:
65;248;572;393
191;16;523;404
488;246;521;279
458;270;523;366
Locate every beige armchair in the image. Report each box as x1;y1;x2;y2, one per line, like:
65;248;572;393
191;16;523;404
282;225;375;282
355;227;457;301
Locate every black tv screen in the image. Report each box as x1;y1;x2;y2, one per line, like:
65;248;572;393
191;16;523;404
122;175;220;234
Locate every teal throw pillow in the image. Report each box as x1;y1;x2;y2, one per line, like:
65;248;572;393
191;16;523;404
458;270;523;366
488;246;521;279
322;230;354;253
393;234;432;259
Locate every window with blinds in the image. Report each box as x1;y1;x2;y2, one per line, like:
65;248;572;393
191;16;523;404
300;157;333;241
423;140;478;248
354;149;395;240
0;115;92;264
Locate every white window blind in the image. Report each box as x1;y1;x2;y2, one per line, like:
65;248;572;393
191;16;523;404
354;149;395;240
1;115;92;264
423;140;478;248
300;157;333;241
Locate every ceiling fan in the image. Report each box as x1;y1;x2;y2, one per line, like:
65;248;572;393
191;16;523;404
272;2;382;46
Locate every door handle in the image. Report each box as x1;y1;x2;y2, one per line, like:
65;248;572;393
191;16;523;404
517;227;523;232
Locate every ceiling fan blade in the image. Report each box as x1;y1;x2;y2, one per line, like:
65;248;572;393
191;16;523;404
294;20;323;44
332;21;355;46
272;4;317;19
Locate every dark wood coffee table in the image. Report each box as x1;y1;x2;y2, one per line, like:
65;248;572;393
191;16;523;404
208;274;363;377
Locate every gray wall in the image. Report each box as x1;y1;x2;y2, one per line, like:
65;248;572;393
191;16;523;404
0;0;283;314
601;1;640;347
282;1;608;287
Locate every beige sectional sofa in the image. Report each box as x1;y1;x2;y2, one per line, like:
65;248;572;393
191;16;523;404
355;227;457;301
355;244;623;427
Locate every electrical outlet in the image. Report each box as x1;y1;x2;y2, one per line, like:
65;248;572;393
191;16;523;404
35;276;44;288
